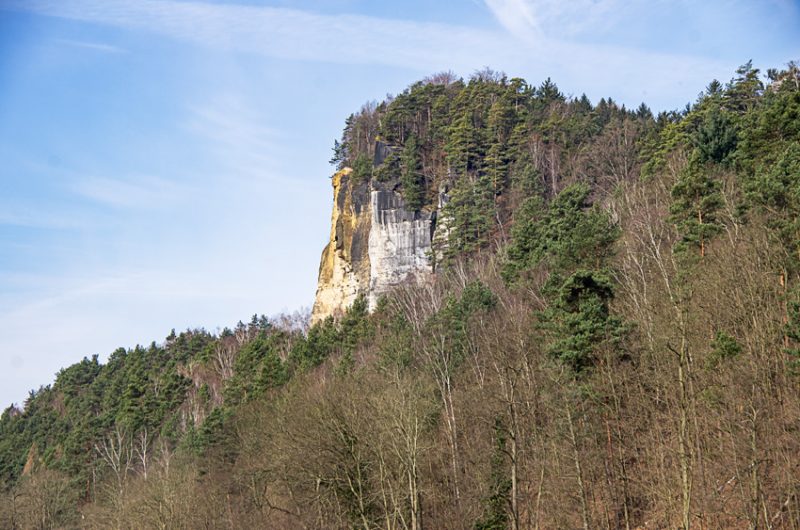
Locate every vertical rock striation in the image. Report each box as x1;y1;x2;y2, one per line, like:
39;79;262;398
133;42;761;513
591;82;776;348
311;168;438;323
311;168;372;323
367;187;435;310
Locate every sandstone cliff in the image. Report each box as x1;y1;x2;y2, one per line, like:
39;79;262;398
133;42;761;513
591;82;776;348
311;167;439;323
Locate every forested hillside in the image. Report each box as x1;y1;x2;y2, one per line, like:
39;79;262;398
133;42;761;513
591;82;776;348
2;61;800;529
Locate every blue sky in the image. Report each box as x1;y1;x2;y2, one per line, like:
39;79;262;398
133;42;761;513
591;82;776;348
0;0;798;407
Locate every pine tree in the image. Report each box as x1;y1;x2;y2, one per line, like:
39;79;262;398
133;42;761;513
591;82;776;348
446;111;480;176
537;77;564;103
351;153;373;183
725;60;764;113
692;104;737;164
635;102;653;121
543;270;625;372
670;155;723;257
329;139;346;168
400;134;426;210
440;173;495;260
504;183;619;283
484;92;516;194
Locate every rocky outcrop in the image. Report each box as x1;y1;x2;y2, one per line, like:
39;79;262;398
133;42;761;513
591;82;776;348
311;168;372;323
311;168;439;323
367;188;436;310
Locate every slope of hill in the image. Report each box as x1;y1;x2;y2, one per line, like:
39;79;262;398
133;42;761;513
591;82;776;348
2;61;800;529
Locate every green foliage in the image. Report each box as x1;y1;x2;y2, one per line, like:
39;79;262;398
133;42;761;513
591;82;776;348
446;111;482;175
692;104;738;164
225;332;289;405
705;331;742;369
537;77;565;103
459;280;498;313
503;183;619;284
377;313;415;368
184;407;232;455
787;289;800;364
351;152;373;183
543;270;625;372
288;295;373;374
641;118;691;178
330;138;346;168
400;134;426;210
669;156;723;256
373;149;400;183
724;60;764;113
746;143;800;270
440;173;496;260
737;83;800;173
501;182;623;373
426;281;497;370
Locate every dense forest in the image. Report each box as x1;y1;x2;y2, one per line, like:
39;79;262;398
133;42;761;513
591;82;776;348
2;60;800;529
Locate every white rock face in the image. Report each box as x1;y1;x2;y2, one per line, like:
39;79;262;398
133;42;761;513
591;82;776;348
312;169;440;322
367;190;434;309
315;254;364;319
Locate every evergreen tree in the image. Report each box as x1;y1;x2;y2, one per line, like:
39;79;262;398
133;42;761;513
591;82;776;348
446;111;481;176
725;60;764;113
484;91;516;194
635;102;654;121
537;77;565;103
670;155;723;257
543;270;625;372
351;153;373;183
329;139;346;168
440;173;496;260
746;141;800;292
692;104;737;164
400;134;426;210
503;183;619;283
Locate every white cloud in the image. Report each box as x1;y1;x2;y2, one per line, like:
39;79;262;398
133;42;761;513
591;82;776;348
3;0;737;110
56;38;126;53
483;0;658;41
482;0;540;42
6;0;515;73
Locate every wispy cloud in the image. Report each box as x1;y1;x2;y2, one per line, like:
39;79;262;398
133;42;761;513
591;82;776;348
56;38;126;53
0;208;88;229
184;95;284;181
71;174;189;209
181;94;325;194
3;0;736;110
483;0;541;41
5;0;515;73
484;0;627;41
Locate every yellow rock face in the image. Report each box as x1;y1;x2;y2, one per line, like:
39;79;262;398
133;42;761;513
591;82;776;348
311;166;439;324
311;168;372;324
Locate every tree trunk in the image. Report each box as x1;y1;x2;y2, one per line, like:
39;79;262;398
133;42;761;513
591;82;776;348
566;403;590;530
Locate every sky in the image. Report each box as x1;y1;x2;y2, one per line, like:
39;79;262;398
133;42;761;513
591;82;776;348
0;0;798;408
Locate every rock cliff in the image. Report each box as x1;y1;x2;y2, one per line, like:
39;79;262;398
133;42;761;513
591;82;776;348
311;167;438;323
